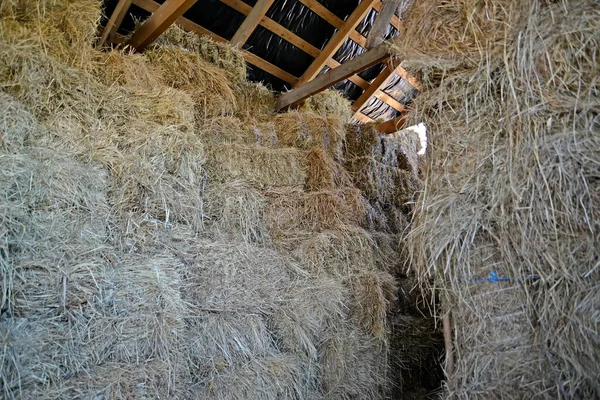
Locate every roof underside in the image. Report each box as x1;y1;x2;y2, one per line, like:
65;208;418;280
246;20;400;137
101;0;417;123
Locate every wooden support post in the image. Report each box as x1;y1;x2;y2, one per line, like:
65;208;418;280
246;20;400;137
127;0;197;52
295;0;378;87
230;0;276;46
276;41;390;111
365;0;401;48
372;0;402;30
376;113;406;133
98;0;134;47
443;313;455;378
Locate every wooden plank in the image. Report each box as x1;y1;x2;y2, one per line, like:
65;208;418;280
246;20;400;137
374;90;404;112
230;0;276;46
98;0;134;47
276;41;390;110
295;0;378;87
365;0;401;48
352;65;394;113
376;114;406;133
132;0;298;84
296;0;367;47
395;66;421;91
127;0;197;52
354;112;375;123
372;0;402;30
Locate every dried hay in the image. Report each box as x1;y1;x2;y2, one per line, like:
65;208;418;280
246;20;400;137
304;147;352;191
344;123;381;159
144;45;236;118
235;81;276;118
370;232;405;276
346;156;420;207
203;180;270;244
300;89;353;123
156;24;246;83
294;227;375;277
402;0;600;397
198;116;278;147
274;111;346;161
91;49;160;89
265;187;368;238
272;278;348;361
205;143;305;187
349;269;397;339
321;324;390;399
363;200;410;235
0;92;39;151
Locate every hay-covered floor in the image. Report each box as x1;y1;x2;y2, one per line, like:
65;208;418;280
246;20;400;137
0;1;441;398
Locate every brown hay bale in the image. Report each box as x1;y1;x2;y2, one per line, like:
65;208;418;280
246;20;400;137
370;232;405;275
346;156;420;207
405;1;600;396
294;227;375;277
321;325;390;399
349;269;397;339
272;278;348;361
363;200;410;234
264;187;368;238
144;45;236;118
205;143;305;187
91;49;160;89
274;111;346;161
235;81;276;118
198;116;278;147
155;24;246;83
390;0;527;80
0;0;101;68
300;89;352;123
204;180;270;244
344;123;381;159
304;147;351;191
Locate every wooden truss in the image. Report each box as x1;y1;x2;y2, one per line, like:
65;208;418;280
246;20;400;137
102;0;420;133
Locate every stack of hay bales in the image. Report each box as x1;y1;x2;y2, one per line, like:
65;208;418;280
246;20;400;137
0;1;442;399
397;0;599;397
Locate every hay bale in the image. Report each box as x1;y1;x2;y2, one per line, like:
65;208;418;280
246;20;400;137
349;269;397;339
363;199;410;234
304;147;351;191
272;278;348;361
205;143;305;187
235;81;276;118
91;49;161;89
371;232;405;274
346;156;420;207
274;111;346;161
300;89;352;123
265;187;368;238
404;0;600;396
294;227;375;277
344;123;381;159
144;45;236;118
204;180;270;244
0;92;39;151
198;116;278;147
155;24;246;83
321;325;390;399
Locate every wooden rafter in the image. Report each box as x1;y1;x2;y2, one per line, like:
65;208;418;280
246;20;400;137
365;0;401;49
230;0;275;46
276;41;390;111
372;0;402;31
352;64;395;114
132;0;297;84
374;90;404;112
295;0;378;87
98;0;133;47
376;114;406;133
127;0;197;52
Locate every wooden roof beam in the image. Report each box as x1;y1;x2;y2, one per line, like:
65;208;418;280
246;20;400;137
230;0;276;46
351;64;395;115
276;41;390;110
376;114;406;133
295;0;378;87
127;0;197;52
366;0;401;48
98;0;134;47
372;0;402;31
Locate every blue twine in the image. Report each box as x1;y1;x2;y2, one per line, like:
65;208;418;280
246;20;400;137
469;271;541;284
